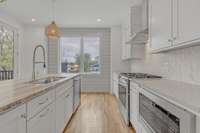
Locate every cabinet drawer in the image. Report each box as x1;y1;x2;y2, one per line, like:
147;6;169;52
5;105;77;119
27;103;55;133
27;90;55;120
56;80;73;97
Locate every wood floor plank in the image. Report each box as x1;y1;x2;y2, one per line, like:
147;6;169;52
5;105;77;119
64;93;135;133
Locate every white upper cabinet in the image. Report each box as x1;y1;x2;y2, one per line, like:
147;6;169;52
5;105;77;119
150;0;200;52
172;0;200;46
149;0;172;50
0;104;26;133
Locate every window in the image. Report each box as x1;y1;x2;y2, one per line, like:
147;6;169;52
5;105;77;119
83;37;100;73
61;37;81;73
0;23;16;81
61;37;100;73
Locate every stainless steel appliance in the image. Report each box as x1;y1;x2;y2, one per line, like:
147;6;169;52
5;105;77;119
118;75;130;125
139;89;195;133
73;76;81;112
118;73;162;125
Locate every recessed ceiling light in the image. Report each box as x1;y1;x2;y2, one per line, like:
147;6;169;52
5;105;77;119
31;18;36;22
97;18;102;22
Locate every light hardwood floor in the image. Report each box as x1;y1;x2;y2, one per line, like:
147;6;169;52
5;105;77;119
64;93;135;133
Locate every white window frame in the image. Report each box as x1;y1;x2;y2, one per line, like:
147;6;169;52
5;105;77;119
60;35;101;74
0;21;19;81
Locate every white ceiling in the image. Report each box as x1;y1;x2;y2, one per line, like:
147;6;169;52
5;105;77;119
0;0;141;27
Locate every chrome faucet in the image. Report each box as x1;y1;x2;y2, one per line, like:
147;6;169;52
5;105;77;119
32;45;46;80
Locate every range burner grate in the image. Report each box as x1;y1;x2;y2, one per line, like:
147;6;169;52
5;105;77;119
120;73;162;79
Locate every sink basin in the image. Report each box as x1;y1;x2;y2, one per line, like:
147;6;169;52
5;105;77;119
31;76;66;84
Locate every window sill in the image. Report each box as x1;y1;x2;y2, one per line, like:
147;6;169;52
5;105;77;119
81;72;101;75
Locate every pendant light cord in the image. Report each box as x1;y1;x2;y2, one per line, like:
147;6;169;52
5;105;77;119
52;0;56;21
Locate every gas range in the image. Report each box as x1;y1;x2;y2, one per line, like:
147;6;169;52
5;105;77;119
118;72;162;125
120;72;162;79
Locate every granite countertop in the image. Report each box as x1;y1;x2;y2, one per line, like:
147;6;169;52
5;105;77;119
0;73;79;115
131;78;200;116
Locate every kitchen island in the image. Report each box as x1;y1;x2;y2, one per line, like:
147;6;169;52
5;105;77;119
0;73;81;133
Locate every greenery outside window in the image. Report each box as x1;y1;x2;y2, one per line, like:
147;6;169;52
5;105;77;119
61;36;100;74
0;22;17;81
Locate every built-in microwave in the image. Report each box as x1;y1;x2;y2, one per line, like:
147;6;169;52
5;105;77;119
139;89;195;133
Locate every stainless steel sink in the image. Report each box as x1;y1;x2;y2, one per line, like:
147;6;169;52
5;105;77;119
30;76;66;84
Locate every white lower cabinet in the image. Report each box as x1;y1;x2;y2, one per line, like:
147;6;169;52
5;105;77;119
64;87;73;124
112;73;119;98
0;104;26;133
56;93;66;133
27;103;55;133
130;84;139;133
140;123;148;133
56;87;74;133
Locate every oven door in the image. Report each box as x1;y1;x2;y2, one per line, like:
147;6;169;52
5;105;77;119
118;80;129;124
119;83;128;108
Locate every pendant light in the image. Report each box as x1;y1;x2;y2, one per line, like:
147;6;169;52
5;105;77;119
46;0;60;38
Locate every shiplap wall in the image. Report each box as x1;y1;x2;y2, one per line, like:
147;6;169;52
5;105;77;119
48;38;60;74
48;28;111;92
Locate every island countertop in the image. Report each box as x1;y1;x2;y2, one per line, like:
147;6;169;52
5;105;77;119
0;73;79;115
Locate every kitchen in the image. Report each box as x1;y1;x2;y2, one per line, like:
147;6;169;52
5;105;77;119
0;0;200;133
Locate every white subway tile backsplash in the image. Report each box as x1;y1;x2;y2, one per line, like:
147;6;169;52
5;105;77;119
131;44;200;85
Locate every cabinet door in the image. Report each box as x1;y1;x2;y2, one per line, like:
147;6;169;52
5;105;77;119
73;76;81;112
56;94;65;133
141;126;148;133
0;105;26;133
130;88;139;132
173;0;200;45
149;0;172;50
64;88;73;124
27;103;55;133
113;80;119;98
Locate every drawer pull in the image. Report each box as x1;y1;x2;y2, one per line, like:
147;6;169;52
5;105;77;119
65;94;70;98
39;108;50;118
21;113;27;119
38;98;49;105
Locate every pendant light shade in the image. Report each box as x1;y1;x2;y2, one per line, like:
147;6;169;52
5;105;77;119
46;0;60;38
46;21;60;38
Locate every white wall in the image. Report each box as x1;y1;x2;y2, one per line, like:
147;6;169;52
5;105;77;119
48;28;111;92
0;10;24;80
20;25;47;81
131;43;200;85
0;10;47;81
110;25;130;92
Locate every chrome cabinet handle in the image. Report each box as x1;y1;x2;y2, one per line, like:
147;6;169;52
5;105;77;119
65;94;70;98
39;108;49;118
168;39;172;42
21;113;27;119
38;98;49;105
